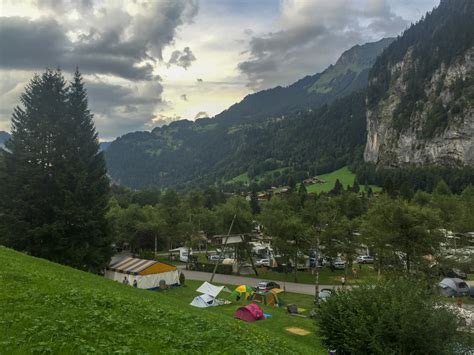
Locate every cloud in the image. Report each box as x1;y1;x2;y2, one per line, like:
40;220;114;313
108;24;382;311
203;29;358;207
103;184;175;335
0;1;199;81
72;78;164;138
151;114;181;128
167;47;196;69
194;111;209;119
238;0;410;90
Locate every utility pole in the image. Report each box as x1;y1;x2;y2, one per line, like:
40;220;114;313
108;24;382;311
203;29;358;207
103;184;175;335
210;214;236;283
314;227;321;306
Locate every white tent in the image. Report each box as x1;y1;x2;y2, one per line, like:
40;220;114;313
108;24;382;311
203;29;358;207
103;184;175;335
196;281;224;298
439;277;470;297
190;294;224;308
105;256;179;290
190;282;225;308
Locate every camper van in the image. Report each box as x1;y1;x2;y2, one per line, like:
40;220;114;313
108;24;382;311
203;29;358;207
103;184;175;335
169;247;192;263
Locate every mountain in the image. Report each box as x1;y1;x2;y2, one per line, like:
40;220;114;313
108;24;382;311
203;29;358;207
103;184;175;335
0;131;10;148
105;39;393;189
99;141;112;152
365;0;473;167
216;37;394;125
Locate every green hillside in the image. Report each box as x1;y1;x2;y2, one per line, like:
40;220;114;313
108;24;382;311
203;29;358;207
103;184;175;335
0;247;321;353
305;167;381;193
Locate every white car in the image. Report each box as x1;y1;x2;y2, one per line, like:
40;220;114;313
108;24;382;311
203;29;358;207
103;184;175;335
332;260;346;270
255;259;271;267
357;255;374;264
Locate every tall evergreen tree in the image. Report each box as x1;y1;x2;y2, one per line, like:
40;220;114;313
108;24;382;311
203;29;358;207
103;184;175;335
249;188;261;215
0;69;111;272
298;181;308;207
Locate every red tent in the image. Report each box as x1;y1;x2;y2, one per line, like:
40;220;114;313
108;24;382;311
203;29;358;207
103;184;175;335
234;303;266;322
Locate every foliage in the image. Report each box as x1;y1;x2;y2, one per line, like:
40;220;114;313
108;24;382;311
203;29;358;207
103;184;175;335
361;195;442;272
0;70;111;272
316;278;461;355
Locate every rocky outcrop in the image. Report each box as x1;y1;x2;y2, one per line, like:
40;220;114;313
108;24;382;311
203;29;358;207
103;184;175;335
364;47;474;167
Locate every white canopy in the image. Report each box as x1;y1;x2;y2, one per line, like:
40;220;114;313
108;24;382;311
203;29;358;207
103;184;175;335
196;281;224;298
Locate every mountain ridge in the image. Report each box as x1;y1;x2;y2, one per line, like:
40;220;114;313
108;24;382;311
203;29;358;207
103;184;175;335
105;38;394;189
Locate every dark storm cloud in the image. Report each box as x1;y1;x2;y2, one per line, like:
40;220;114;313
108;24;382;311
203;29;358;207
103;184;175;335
168;47;196;69
86;80;164;137
0;17;69;69
0;0;199;81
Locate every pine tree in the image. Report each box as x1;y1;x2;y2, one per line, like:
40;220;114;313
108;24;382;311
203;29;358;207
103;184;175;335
249;189;261;215
298;181;308;207
352;177;360;193
330;179;343;195
0;69;111;272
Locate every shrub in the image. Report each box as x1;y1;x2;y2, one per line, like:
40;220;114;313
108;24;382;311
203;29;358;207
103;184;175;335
316;278;461;354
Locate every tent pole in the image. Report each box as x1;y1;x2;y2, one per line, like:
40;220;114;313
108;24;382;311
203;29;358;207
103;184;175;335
210;214;236;283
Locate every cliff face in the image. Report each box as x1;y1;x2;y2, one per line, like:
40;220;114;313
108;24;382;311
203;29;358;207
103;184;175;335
364;0;474;168
365;47;474;167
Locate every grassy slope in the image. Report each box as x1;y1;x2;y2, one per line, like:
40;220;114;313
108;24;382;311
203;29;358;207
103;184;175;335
305;167;381;193
0;247;323;354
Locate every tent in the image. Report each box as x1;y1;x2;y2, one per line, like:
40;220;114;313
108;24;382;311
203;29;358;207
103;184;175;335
252;289;283;307
197;281;224;298
439;277;470;297
190;281;225;308
231;285;254;301
234;304;266;322
104;256;179;290
190;293;223;308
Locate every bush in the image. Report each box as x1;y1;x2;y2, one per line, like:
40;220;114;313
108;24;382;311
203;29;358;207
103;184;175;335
316;278;462;354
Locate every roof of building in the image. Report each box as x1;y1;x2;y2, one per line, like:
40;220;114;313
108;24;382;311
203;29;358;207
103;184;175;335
108;257;176;275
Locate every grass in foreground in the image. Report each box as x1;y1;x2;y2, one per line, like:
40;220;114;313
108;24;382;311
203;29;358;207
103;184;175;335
0;247;323;354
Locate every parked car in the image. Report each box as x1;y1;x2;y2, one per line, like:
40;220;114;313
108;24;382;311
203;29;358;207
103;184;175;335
255;259;271;267
208;254;225;262
332;260;346;270
357;255;374;264
256;281;281;292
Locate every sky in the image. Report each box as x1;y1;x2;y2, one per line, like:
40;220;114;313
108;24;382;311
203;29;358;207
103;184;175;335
0;0;439;140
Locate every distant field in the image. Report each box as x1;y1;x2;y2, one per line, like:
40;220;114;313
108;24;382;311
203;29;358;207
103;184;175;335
304;166;381;194
0;247;323;354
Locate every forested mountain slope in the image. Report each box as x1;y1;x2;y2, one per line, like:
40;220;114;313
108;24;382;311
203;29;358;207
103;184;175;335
0;131;10;148
365;0;474;167
105;39;393;189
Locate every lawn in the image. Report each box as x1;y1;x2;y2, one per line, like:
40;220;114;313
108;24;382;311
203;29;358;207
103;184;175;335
0;246;324;354
172;280;324;352
304;166;381;194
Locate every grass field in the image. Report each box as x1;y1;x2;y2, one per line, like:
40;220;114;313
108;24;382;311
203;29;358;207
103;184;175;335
304;166;381;194
0;247;324;354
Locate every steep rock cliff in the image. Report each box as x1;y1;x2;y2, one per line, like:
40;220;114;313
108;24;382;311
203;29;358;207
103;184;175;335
364;0;474;167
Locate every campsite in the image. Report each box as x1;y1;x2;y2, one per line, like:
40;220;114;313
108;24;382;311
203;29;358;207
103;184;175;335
176;279;321;351
0;247;324;353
